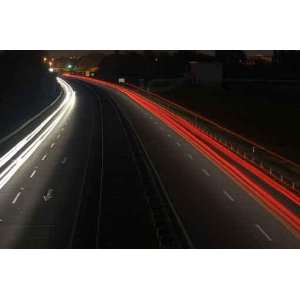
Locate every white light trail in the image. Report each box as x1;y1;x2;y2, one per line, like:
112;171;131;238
0;78;73;169
0;78;75;190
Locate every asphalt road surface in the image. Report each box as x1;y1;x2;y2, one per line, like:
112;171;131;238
68;78;300;249
0;76;299;248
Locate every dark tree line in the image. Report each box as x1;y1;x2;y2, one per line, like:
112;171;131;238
96;50;300;83
0;51;58;102
217;50;300;80
96;51;215;83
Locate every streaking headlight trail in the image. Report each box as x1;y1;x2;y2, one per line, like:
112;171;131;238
0;78;76;190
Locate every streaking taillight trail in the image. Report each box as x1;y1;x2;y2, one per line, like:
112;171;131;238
64;74;300;233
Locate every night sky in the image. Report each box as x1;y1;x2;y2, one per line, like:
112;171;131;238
48;50;273;58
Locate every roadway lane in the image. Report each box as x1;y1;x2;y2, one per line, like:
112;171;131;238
4;74;298;248
68;80;160;249
78;80;300;248
0;79;95;248
0;77;160;248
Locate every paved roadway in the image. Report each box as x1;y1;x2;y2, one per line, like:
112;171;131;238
0;79;93;247
0;78;158;248
0;76;299;248
75;78;300;249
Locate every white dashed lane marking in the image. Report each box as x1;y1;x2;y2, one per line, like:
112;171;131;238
12;192;21;204
224;190;235;202
41;154;47;161
30;170;37;178
255;224;272;241
186;153;193;160
50;143;55;149
202;168;210;177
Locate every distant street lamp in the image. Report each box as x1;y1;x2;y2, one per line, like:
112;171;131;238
43;57;47;63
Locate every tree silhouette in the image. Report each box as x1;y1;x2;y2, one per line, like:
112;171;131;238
0;50;58;103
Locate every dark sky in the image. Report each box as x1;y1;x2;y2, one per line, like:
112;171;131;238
48;50;273;58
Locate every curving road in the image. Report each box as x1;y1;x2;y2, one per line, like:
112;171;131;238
0;76;299;248
68;77;300;248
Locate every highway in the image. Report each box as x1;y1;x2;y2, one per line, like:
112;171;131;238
0;79;83;247
65;76;300;248
0;77;160;248
0;76;299;248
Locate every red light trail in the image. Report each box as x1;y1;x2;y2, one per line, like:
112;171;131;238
64;74;300;233
126;83;300;171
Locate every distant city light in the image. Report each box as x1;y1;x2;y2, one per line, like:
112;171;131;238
49;68;54;72
49;61;53;67
67;64;72;69
43;57;47;62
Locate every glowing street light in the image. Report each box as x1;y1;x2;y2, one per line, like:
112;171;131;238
43;57;47;62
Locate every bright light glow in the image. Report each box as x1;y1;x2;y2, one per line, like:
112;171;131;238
63;74;300;232
68;64;72;69
0;78;75;190
43;57;47;62
49;68;54;72
49;61;53;67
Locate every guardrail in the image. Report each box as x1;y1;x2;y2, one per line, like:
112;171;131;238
125;83;300;196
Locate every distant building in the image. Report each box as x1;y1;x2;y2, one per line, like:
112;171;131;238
247;54;272;65
189;61;223;86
